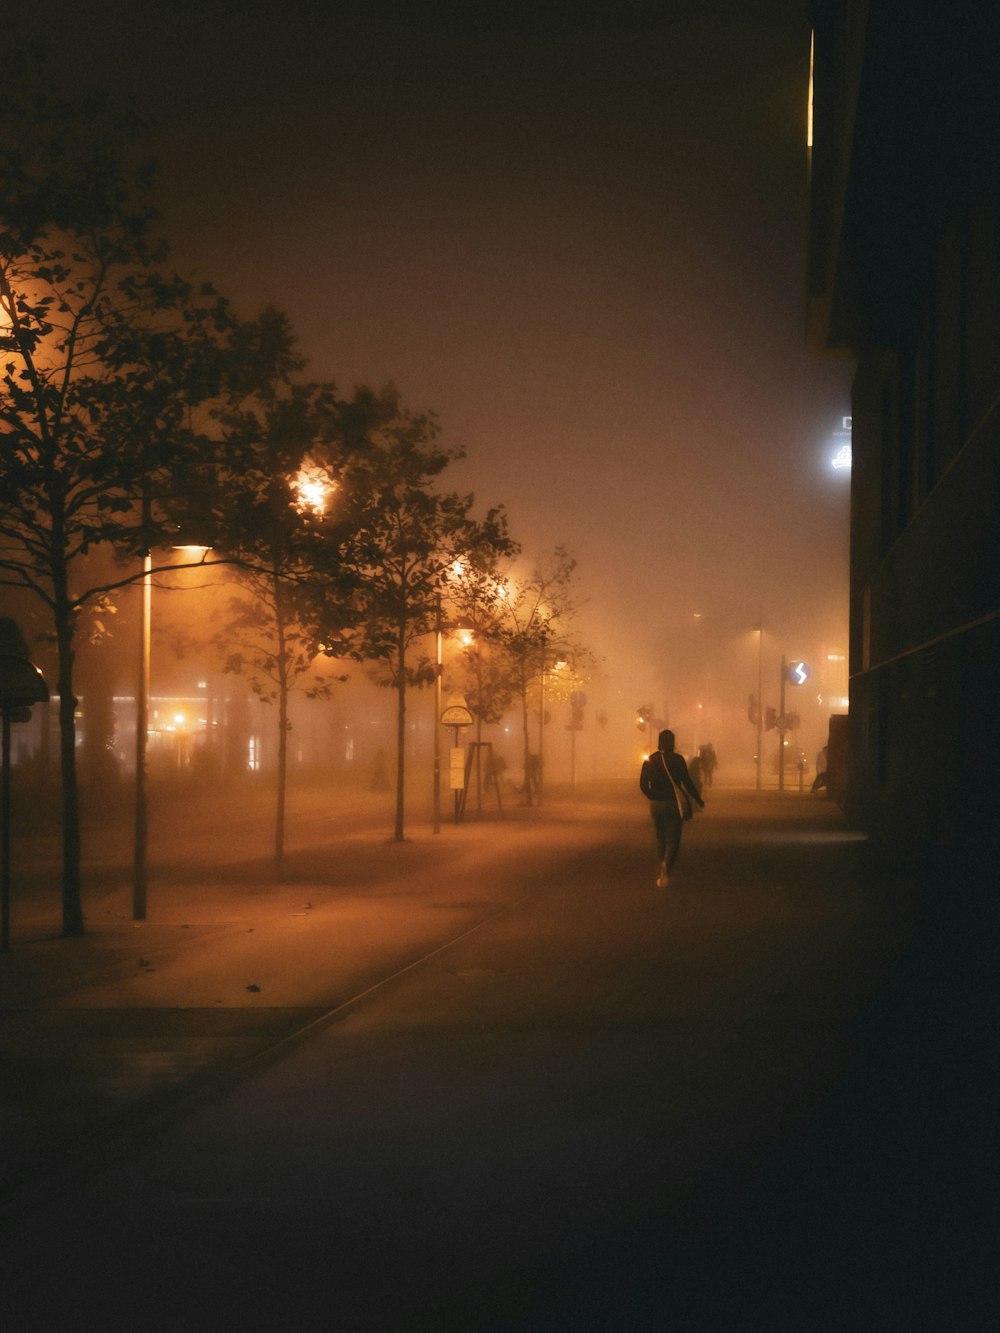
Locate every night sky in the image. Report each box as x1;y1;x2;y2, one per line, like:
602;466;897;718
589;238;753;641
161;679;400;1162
37;0;852;758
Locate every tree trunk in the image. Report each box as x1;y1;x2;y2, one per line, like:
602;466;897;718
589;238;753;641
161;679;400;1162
393;624;407;842
520;665;533;808
54;589;85;936
274;577;288;878
275;695;287;877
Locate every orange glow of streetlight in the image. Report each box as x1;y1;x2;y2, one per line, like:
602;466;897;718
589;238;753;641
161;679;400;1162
292;461;337;516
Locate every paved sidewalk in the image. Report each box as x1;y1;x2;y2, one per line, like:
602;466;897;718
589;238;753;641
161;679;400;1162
1;791;615;1209
1;781;994;1328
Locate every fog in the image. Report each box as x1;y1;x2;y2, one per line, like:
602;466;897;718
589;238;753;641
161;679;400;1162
17;2;853;796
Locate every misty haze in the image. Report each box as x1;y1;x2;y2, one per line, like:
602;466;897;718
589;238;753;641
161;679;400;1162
2;3;992;1330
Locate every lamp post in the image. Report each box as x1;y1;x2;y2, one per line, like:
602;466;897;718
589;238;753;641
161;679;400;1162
467;631;484;812
133;545;153;920
133;537;211;920
756;617;764;792
536;651;567;805
778;655;787;792
433;595;443;834
537;646;549;806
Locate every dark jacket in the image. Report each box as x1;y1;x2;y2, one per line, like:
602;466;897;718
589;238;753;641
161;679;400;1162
639;749;703;807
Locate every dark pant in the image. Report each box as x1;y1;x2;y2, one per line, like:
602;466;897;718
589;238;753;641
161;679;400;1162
648;799;683;871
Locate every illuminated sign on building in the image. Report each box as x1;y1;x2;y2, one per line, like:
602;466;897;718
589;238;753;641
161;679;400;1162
831;416;852;470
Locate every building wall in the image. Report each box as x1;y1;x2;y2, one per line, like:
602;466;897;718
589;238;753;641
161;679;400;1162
810;2;1000;885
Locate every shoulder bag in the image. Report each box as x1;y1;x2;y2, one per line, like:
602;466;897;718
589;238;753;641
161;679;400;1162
661;753;694;820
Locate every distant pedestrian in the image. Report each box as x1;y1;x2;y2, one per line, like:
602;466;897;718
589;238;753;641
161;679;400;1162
485;748;506;790
811;745;828;793
699;743;718;787
639;729;704;887
520;753;542;803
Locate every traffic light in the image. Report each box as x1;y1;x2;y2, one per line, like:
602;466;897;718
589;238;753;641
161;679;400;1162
747;693;758;724
636;703;652;731
765;706;777;731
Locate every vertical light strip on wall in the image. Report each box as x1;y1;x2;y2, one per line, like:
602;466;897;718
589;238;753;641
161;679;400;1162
807;29;815;150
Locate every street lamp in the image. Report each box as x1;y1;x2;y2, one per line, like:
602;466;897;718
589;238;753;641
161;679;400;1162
292;460;337;516
133;539;211;921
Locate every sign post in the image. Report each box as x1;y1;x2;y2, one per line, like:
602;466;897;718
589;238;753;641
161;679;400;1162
440;693;473;823
779;658;809;792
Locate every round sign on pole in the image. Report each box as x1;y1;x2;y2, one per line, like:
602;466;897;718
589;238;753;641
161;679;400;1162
441;692;474;726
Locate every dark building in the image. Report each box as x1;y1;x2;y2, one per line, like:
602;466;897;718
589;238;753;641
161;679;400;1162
808;2;1000;893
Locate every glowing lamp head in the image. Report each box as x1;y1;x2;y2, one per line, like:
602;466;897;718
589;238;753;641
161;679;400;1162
293;463;337;516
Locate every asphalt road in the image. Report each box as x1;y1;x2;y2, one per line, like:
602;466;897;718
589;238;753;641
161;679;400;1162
1;785;994;1331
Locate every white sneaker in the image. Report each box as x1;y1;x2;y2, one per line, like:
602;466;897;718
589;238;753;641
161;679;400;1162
656;864;668;887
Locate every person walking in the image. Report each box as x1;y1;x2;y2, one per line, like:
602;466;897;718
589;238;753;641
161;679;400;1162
700;742;718;787
639;729;705;887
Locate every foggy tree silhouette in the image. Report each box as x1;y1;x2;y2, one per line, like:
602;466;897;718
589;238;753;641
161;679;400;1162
0;90;258;935
208;349;360;877
344;385;513;842
486;548;585;806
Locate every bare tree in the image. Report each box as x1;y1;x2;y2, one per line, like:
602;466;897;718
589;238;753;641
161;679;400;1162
487;547;584;805
345;386;513;841
206;335;359;876
0;93;242;934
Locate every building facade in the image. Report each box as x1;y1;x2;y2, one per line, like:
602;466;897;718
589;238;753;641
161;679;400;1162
808;2;1000;887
